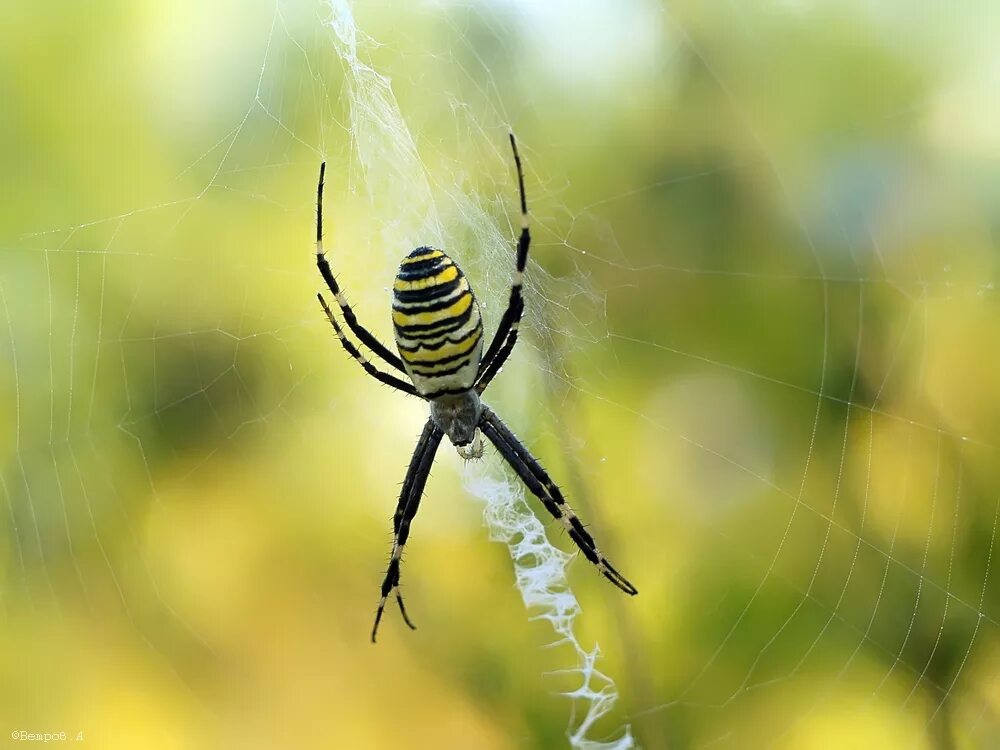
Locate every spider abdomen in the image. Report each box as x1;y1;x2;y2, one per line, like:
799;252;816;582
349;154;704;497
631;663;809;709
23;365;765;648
392;247;484;396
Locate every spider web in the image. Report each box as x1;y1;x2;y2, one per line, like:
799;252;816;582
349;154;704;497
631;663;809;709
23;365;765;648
1;1;999;748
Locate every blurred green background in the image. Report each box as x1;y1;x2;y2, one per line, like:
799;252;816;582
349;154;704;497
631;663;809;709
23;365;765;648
2;1;1000;748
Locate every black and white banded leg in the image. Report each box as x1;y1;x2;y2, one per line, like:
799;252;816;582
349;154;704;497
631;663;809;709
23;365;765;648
315;161;408;374
372;420;444;642
479;408;638;596
476;133;531;393
317;293;419;397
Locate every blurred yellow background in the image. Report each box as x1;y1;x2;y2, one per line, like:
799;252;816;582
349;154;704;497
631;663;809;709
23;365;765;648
1;1;999;748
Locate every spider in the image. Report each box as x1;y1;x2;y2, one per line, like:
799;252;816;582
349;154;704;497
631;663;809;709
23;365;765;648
315;134;638;642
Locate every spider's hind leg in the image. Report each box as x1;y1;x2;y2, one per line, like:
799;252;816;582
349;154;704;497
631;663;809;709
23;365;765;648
314;160;408;375
475;133;531;393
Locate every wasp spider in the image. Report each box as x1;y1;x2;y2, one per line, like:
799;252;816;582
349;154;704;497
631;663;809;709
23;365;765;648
316;134;638;642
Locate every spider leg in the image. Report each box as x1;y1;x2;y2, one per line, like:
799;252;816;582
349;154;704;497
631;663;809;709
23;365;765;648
479;407;638;596
315;161;408;374
372;420;444;643
318;294;420;397
475;298;522;394
476;133;530;390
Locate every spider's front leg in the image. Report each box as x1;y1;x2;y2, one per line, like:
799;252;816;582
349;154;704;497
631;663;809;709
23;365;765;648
479;408;638;596
372;420;444;643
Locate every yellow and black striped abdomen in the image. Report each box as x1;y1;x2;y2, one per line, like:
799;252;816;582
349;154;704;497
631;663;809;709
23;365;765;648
392;247;484;397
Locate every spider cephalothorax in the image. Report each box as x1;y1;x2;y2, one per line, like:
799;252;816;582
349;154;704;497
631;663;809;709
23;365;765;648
315;134;637;642
428;390;482;450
